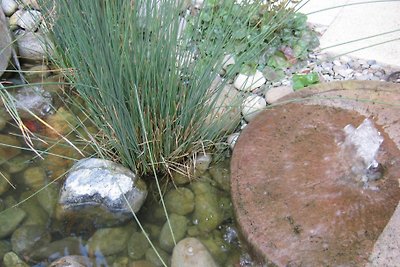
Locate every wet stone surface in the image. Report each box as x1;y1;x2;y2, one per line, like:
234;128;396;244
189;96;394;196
231;103;400;266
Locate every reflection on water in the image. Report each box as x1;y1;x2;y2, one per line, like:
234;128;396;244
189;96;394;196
0;122;254;267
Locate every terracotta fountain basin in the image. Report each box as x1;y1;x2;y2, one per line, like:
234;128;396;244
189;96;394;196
231;81;400;266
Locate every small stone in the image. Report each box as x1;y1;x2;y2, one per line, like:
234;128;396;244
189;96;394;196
16;30;54;61
129;260;156;267
226;133;240;150
241;94;266;122
171;238;218;267
339;56;352;64
332;60;341;66
265;86;294;104
19;192;49;226
5;85;53;119
16;10;42;31
0;240;11;260
87;225;134;256
272;81;282;87
11;224;51;255
209;160;230;192
25;65;50;81
194;153;212;175
1;153;33;174
348;60;360;69
191;181;224;233
22;166;46;189
234;70;266;91
145;246;170;267
205;84;243;133
45;107;78;137
159;213;189;252
36;183;58;215
171;171;190;185
0;170;11;196
20;0;40;9
370;64;381;70
1;0;18;16
127;231;150;260
165;187;195;216
49;255;94;267
0;208;26;238
8;9;22;30
3;252;29;267
0;134;21;165
28;237;81;262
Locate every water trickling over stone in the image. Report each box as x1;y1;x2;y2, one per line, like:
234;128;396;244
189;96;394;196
341;118;384;186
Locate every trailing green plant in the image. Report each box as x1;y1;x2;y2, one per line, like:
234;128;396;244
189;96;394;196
186;0;319;73
37;0;308;178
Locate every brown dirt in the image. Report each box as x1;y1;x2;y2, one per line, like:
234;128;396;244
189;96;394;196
231;103;400;266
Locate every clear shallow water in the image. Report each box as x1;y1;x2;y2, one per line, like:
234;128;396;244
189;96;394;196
0;122;256;267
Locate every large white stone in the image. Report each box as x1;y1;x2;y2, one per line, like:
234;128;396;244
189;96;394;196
264;86;294;104
1;0;18;16
234;69;266;91
16;10;42;31
59;158;148;213
242;94;266;122
16;30;54;60
171;238;218;267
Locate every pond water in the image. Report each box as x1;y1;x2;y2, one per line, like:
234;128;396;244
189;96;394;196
0;120;258;267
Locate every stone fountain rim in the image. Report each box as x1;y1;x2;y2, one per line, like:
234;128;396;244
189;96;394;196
231;80;400;266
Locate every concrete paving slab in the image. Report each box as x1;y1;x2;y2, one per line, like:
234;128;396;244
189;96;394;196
299;0;400;66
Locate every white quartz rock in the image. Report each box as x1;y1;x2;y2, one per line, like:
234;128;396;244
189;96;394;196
242;94;266;122
234;70;266;91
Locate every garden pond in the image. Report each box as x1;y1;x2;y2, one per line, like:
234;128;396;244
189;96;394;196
0;117;258;267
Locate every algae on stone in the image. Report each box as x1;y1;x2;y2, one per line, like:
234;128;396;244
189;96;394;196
159;213;189;252
191;181;224;233
165;187;195;216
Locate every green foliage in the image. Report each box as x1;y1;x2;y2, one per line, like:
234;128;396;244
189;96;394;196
292;72;320;90
187;0;319;70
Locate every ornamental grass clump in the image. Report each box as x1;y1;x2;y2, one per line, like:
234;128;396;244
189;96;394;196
38;0;304;177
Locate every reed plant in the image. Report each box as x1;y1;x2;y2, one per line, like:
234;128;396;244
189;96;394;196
37;0;306;178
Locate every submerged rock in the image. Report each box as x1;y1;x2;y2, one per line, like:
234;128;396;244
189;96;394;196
127;231;150;260
11;224;51;256
1;85;53;119
159;213;189;252
28;237;82;262
145;246;170;267
16;30;54;61
0;208;26;238
171;238;218;267
87;225;134;256
191;181;224;233
59;158;148;223
165;187;195;216
3;252;29;267
0;134;21;165
0;170;11;196
49;255;94;267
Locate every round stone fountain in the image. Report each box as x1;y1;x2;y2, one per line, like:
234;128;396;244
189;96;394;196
231;81;400;266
